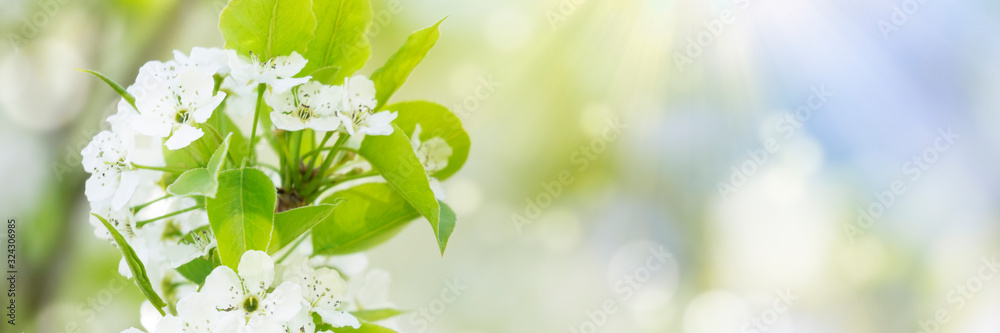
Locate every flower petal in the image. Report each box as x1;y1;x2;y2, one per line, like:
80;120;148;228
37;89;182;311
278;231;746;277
270;77;310;94
111;170;142;210
192;92;226;123
165;124;205;150
308;117;341;132
237;250;275;297
284;308;316;333
177;292;220;331
273;52;308;78
314;308;360;329
153;315;183;333
264;88;297;113
258;282;303;323
203;265;245;311
131;115;173;138
85;172;116;203
310;268;347;309
270;111;307;132
358;111;397;136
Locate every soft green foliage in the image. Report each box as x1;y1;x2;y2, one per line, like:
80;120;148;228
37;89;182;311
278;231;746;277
371;19;445;110
388;101;470;180
360;124;453;254
167;133;233;197
312;183;419;254
92;214;167;315
303;0;372;84
176;257;216;285
220;0;317;59
79;69;137;112
436;200;456;253
351;308;405;322
206;168;277;269
308;66;341;82
267;202;340;254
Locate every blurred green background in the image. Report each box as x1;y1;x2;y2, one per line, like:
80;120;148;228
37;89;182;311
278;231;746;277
4;0;1000;332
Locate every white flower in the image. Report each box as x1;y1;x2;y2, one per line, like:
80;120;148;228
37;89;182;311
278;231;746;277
156;292;222;333
341;75;377;113
284;307;317;333
409;124;451;199
219;76;258;117
409;124;452;174
229;51;310;94
355;111;397;136
266;81;342;132
88;206;138;241
282;258;360;329
173;47;231;75
203;251;303;332
82;130;141;209
130;62;226;150
336;75;396;136
126;293;222;333
347;269;395;310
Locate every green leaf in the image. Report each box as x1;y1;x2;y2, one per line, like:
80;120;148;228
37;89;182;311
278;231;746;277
387;101;470;180
351;308;406;322
219;0;317;59
78;69;137;112
91;214;167;315
166;133;233;197
359;124;445;253
308;66;341;84
312;183;420;255
370;18;444;110
302;0;371;84
436;200;456;253
209;101;250;162
176;257;217;285
206;168;277;269
161;109;245;186
318;321;397;333
267;202;340;254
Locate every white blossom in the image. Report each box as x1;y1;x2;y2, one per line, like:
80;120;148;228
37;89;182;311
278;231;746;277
409;124;452;174
229;51;310;94
336;75;396;136
125;293;222;333
266;81;342;132
173;47;231;75
82;130;140;209
409;124;452;199
130;61;226;150
157;292;223;333
203;251;303;333
88;206;138;241
282;258;360;329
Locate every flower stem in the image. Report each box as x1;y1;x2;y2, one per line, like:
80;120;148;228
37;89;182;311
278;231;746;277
301;134;349;196
276;230;311;264
306;132;334;176
289;130;303;187
132;163;186;173
136;205;202;227
246;83;266;168
131;194;173;214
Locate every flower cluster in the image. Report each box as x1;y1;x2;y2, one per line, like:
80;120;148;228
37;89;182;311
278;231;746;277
81;47;412;333
126;251;362;333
